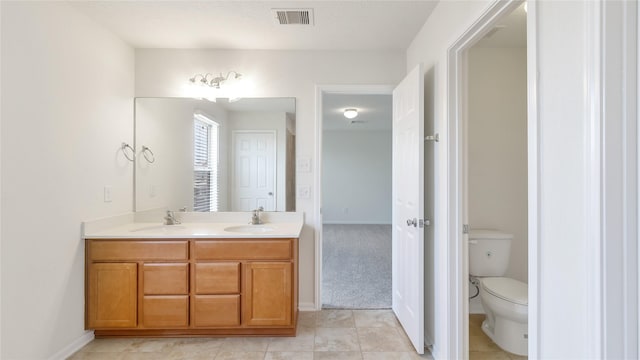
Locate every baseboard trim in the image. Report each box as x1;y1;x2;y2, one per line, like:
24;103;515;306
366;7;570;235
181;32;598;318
299;302;317;311
48;331;94;360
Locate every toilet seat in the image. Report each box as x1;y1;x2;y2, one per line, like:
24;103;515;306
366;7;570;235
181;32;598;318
482;277;528;305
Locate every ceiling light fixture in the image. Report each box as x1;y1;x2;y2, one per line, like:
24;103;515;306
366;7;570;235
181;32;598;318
343;108;358;119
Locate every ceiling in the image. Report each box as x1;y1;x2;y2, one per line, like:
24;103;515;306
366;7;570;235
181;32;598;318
70;1;439;51
323;93;392;131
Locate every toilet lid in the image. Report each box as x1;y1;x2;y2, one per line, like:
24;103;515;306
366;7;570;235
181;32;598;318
482;277;528;305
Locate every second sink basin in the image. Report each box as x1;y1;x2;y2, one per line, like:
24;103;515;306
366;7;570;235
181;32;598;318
224;225;275;234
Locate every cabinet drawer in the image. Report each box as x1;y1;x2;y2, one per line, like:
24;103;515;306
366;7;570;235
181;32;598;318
143;263;188;295
192;295;240;327
194;262;240;294
194;240;291;260
143;296;189;328
90;240;188;261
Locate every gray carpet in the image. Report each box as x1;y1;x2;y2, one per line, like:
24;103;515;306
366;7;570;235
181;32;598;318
322;224;392;309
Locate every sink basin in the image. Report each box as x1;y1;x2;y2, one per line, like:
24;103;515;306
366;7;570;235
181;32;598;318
130;225;187;233
224;225;275;234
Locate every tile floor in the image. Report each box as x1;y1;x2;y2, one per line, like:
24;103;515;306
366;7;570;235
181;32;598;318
69;310;433;360
469;314;527;360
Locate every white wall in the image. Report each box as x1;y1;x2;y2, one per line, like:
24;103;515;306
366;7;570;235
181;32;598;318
322;130;392;224
468;47;528;283
1;2;134;359
135;49;405;308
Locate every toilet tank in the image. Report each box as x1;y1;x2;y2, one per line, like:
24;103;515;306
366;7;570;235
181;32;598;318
468;229;512;277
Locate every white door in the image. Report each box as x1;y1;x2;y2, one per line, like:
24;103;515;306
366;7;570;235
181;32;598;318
232;131;276;211
392;64;424;354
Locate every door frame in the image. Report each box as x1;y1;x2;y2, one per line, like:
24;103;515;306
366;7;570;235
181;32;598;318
446;0;535;358
313;84;395;310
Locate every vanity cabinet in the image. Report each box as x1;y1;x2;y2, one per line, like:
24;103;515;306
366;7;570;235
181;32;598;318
85;237;298;337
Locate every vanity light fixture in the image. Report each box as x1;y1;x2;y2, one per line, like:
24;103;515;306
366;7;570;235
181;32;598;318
189;71;243;89
343;108;358;119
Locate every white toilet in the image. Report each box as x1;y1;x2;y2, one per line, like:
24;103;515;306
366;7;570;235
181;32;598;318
469;229;528;356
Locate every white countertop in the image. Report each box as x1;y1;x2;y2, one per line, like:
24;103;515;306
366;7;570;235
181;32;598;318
82;210;304;239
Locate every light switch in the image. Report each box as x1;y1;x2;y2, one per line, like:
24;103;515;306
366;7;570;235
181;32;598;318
297;158;311;173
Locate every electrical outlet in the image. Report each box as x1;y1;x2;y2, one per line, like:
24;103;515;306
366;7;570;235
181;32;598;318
103;186;113;203
297;185;311;199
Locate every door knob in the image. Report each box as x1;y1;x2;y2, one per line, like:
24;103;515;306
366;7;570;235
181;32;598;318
268;192;273;196
406;218;417;227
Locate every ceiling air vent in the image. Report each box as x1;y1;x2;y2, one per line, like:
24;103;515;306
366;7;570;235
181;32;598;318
272;9;314;25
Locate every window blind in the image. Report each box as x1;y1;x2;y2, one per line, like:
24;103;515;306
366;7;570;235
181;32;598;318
193;115;219;211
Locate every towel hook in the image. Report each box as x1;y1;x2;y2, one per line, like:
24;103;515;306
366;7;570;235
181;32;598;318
141;145;155;163
121;142;135;162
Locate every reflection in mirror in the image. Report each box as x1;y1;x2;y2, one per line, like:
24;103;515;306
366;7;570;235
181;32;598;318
135;97;296;212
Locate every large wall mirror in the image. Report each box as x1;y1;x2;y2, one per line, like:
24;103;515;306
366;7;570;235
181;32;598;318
135;97;296;212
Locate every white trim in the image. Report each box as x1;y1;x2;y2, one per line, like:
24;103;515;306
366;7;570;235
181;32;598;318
584;1;603;357
298;302;317;312
637;1;640;354
314;84;395;310
526;1;540;358
446;1;529;359
47;331;94;360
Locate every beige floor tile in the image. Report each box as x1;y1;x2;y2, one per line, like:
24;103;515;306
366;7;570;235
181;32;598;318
219;337;270;352
124;338;179;352
120;353;174;360
313;351;363;360
508;353;528;360
67;352;124;360
215;351;265;360
469;314;485;327
357;327;412;352
469;351;511;360
314;327;360;352
166;353;216;360
79;339;138;353
268;332;315;352
266;351;314;360
298;311;318;328
353;310;399;328
166;338;224;356
317;310;355;328
469;335;501;352
362;352;433;360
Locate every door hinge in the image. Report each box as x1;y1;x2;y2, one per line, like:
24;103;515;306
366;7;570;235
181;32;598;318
463;224;470;234
425;133;439;142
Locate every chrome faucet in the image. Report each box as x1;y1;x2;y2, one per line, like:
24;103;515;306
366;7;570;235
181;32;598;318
164;210;181;225
250;207;264;225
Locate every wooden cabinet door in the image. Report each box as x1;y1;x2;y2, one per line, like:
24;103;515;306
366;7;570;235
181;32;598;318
88;262;137;328
243;262;292;326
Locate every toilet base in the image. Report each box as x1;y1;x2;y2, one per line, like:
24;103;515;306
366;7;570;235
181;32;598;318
482;317;527;356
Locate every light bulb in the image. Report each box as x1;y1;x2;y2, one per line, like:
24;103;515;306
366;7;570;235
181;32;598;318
344;109;358;119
